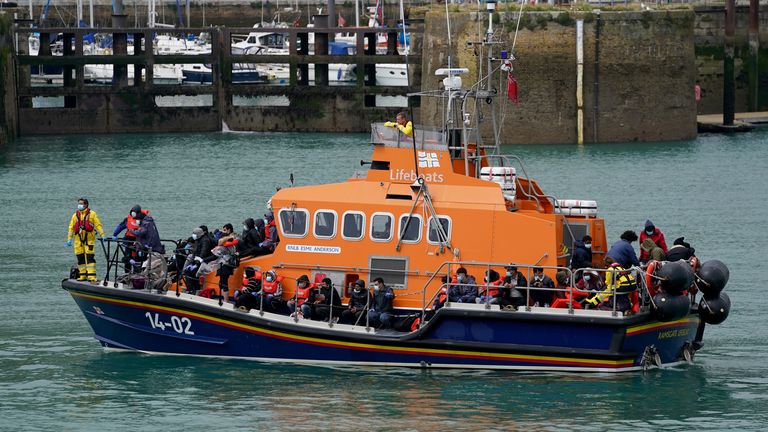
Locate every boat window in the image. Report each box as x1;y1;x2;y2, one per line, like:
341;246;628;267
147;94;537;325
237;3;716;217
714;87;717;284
427;216;452;244
278;208;309;238
398;214;422;243
342;211;365;241
369;257;408;289
314;210;337;239
370;213;393;242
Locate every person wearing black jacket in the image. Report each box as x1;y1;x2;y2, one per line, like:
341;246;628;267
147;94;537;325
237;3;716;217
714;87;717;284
501;265;528;307
341;280;372;325
666;237;696;262
313;278;342;322
570;235;593;271
368;277;395;329
237;218;264;258
183;226;216;294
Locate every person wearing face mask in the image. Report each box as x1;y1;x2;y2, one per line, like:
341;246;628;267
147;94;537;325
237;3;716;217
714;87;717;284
639;220;668;263
237;218;264;258
501;265;528;308
529;267;555;307
182;226;216;294
341;280;372;325
368;277;395;329
249;212;280;257
570;235;593;272
287;275;317;319
576;270;603;293
447;267;478;303
112;205;150;272
127;209;164;254
476;269;504;305
67;197;105;281
313;278;342;322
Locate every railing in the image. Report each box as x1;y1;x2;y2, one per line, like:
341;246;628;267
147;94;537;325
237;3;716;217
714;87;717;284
419;260;655;327
98;238;179;293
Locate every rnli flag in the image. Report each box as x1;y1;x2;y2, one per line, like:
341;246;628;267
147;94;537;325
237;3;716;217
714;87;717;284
418;151;440;168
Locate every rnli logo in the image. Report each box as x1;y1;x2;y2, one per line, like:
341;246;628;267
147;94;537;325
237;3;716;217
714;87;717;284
418;151;440;168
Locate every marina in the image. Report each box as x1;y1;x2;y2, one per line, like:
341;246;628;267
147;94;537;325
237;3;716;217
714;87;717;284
0;0;767;430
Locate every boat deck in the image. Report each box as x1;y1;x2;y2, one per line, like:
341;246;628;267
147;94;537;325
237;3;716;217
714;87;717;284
697;111;768;132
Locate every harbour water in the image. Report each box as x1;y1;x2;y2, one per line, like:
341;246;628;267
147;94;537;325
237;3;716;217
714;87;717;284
1;129;767;430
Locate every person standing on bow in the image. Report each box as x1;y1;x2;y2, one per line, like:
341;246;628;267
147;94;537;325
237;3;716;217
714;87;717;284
639;220;668;263
384;112;413;137
66;198;105;281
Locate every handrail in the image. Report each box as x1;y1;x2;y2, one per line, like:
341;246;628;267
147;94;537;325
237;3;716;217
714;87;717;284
419;260;653;325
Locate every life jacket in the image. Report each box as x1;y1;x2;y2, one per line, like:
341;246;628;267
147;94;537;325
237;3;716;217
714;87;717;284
435;287;447;305
262;274;284;295
73;209;94;234
589;266;637;305
479;279;503;297
125;209;149;239
295;284;316;306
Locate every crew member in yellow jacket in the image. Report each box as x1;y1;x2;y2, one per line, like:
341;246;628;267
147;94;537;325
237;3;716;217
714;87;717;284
67;198;105;281
384;112;413;137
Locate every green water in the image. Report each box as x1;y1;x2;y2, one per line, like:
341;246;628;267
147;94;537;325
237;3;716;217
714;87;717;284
1;130;767;430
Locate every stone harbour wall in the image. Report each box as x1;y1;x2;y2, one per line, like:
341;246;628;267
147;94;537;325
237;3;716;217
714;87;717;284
421;10;697;144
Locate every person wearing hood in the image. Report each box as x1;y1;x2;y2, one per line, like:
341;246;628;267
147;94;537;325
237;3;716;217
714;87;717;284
640;238;666;263
570;235;593;271
128;210;164;254
576;270;604;293
250;212;279;256
666;237;696;262
113;205;150;271
606;230;640;268
341;280;372;325
183;226;216;294
237;218;264;258
639;219;668;262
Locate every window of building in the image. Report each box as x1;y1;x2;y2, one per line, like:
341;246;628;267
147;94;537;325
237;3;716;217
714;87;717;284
342;211;365;240
278;208;309;238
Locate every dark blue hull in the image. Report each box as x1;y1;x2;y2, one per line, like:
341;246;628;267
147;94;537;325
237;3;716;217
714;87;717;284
63;280;701;372
182;70;268;84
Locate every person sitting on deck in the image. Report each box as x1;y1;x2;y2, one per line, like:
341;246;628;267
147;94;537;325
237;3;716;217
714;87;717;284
183;226;216;294
313;278;343;322
213;224;239;304
250;212;279;257
606;230;640;269
666;237;696;262
501;265;527;308
554;270;570;300
341;280;372;325
448;267;478;304
529;267;555;307
640;238;666;264
287;275;317;319
639;219;668;263
584;259;637;313
368;277;395;329
237;218;264;258
234;267;262;311
575;270;604;294
384;112;413;137
476;269;504;305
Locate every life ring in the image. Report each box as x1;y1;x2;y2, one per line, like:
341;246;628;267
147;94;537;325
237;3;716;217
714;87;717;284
645;261;659;297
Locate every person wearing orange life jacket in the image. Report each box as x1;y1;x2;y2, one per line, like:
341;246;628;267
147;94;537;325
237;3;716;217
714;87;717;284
476;269;504;304
112;205;150;272
66;198;105;281
287;275;317;319
255;269;284;312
